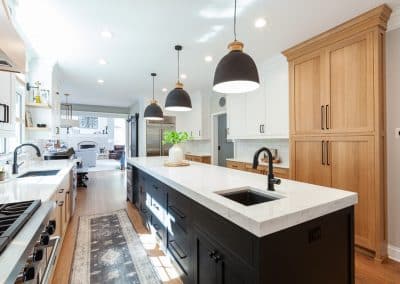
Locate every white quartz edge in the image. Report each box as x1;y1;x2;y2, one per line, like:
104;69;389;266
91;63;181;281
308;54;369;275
226;157;290;169
128;157;357;237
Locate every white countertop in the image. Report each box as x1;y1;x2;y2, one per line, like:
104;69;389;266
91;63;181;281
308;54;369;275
226;157;290;169
128;156;357;237
0;160;76;204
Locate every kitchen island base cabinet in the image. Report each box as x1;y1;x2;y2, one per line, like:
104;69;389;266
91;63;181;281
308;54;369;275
130;164;355;284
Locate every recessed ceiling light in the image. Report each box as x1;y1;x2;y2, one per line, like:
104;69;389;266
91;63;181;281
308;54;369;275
254;18;267;28
101;30;113;38
97;79;104;84
205;55;213;62
162;88;168;92
180;74;187;80
98;59;107;65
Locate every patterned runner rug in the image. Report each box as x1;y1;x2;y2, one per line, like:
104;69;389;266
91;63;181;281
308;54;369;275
71;210;161;284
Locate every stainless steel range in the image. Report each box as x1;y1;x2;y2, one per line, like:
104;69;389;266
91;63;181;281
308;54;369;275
0;200;59;283
0;200;41;253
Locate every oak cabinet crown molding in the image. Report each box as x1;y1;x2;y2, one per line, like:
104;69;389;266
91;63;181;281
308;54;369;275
282;4;392;61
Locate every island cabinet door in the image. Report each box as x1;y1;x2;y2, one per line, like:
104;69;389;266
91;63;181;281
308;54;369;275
291;137;331;186
194;229;254;284
329;136;375;251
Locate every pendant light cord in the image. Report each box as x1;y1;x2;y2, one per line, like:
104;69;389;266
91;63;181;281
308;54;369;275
234;0;237;41
177;49;180;83
152;76;155;100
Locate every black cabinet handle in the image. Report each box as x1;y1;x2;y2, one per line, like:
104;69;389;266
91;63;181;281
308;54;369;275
168;205;185;219
169;240;187;259
326;141;330;166
321;105;325;130
5;105;9;123
208;250;216;258
325;105;329;130
0;104;7;123
321;141;325;165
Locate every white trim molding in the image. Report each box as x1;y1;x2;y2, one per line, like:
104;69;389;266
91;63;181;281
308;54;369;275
388;244;400;262
388;6;400;31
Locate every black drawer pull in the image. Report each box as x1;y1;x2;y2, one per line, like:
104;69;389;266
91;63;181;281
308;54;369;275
0;104;6;123
169;240;187;259
168;205;185;219
152;183;159;190
152;203;160;210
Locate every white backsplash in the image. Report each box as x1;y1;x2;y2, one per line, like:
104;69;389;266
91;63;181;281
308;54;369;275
234;139;289;168
182;140;211;155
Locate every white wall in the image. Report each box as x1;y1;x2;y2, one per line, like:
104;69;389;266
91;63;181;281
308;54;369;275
386;27;400;260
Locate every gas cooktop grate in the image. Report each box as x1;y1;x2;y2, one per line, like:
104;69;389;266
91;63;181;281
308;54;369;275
0;200;41;254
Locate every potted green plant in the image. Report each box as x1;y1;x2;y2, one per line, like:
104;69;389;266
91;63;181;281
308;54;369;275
162;131;191;163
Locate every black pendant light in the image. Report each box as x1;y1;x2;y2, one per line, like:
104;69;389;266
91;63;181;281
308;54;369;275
213;0;260;94
144;73;164;120
165;45;192;111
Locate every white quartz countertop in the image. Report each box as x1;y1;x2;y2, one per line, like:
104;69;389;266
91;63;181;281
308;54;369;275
226;157;290;169
0;160;76;204
128;157;357;237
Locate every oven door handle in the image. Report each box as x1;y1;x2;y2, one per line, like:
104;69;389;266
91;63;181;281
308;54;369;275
41;236;61;284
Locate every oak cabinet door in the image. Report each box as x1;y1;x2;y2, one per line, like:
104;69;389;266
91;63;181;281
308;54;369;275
292;138;331;187
329;136;375;250
327;34;374;133
292;53;324;134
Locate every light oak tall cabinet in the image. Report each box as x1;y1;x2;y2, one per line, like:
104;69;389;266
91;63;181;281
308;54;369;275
283;5;391;260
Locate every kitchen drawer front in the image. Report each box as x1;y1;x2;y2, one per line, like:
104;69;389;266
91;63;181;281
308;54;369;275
226;160;246;171
168;189;191;231
168;217;191;276
193;203;255;266
151;214;166;244
147;177;167;206
150;197;165;224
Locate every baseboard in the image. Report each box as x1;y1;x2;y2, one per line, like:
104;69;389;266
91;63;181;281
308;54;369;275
388;244;400;262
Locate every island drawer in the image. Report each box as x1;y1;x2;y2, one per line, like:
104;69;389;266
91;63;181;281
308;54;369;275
146;177;167;206
150;214;166;244
193;203;256;267
167;188;191;230
167;222;191;275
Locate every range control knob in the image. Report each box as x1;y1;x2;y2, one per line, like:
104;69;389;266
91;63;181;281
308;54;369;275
39;233;50;246
48;220;56;232
23;265;35;281
45;224;55;235
32;249;44;262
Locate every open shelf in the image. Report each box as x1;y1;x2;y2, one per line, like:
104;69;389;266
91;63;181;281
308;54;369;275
25;127;51;131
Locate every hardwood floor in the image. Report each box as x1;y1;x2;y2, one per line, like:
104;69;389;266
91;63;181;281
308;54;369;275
52;170;400;284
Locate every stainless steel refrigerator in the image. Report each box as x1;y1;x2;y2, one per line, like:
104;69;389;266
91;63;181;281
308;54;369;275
146;116;176;156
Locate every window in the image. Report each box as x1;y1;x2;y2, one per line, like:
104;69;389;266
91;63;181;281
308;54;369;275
8;85;24;152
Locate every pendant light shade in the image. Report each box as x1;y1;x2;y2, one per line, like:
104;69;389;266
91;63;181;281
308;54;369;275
165;45;192;111
213;0;260;94
144;73;164;120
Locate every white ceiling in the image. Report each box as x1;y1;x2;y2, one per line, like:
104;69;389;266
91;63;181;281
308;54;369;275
13;0;400;107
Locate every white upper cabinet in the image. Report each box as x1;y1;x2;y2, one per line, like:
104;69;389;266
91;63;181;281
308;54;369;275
0;71;16;136
245;87;266;137
263;56;289;137
226;94;246;139
175;90;210;140
226;55;289;139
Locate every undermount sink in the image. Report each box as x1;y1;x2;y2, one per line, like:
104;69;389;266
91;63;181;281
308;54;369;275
17;170;60;178
217;187;281;206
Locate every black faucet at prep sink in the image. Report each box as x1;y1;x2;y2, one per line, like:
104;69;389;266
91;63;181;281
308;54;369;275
12;143;41;174
253;147;281;191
